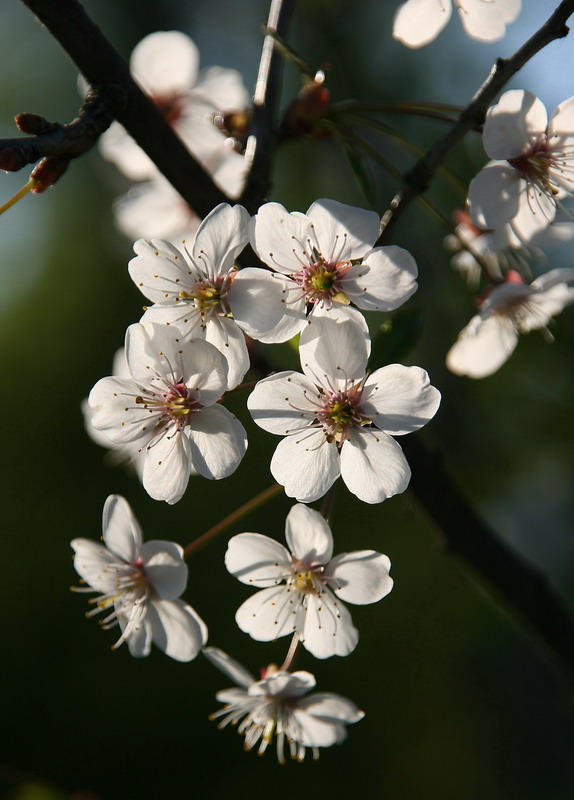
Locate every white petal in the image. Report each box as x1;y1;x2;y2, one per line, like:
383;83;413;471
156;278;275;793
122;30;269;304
71;539;120;592
142;430;193;504
340;430;411;504
292;710;347;748
299;313;370;389
115;179;199;242
361;364;441;435
483;90;547;160
255;670;316;698
458;0;521;43
194;65;250;110
393;0;452;48
225;533;292;586
468;163;523;230
252;281;307;344
302;591;358;659
235;586;302;641
204;316;249;390
524;286;574;328
345;245;418;311
285;504;333;564
270;431;340;502
202;646;255;688
102;494;142;562
140;540;187;599
297;693;365;725
129;239;193;305
252;203;313;273
191;203;250;278
446;313;518;378
126;619;152;658
326;551;393;605
531;268;574;293
228;268;286;337
187;404;247;480
131;31;199;94
88;377;157;445
306;198;380;260
147;598;207;661
247;371;320;435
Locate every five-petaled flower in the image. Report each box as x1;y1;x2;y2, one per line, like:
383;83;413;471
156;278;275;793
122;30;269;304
225;503;393;658
88;322;247;504
468;90;574;243
248;313;441;503
204;647;364;763
71;494;207;660
129;203;285;389
446;268;574;378
393;0;521;49
251;198;418;342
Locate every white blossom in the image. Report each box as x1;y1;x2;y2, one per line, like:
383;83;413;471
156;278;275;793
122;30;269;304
251;198;418;342
129;203;284;389
248;313;441;503
88;322;247;503
71;495;207;660
99;30;249;182
446;268;574;378
204;647;364;763
225;503;393;658
468;90;574;242
393;0;521;49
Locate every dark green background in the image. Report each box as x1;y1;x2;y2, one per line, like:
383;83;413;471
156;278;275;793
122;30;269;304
2;1;574;798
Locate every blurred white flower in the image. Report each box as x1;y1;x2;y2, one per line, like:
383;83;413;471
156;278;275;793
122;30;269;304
393;0;521;48
225;503;393;659
129;203;284;389
251;198;418;342
88;323;247;503
99;30;249;181
248;313;440;503
446;268;574;378
468;90;574;242
204;647;364;763
72;494;207;660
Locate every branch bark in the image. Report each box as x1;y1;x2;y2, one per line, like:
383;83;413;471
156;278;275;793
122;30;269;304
378;0;574;241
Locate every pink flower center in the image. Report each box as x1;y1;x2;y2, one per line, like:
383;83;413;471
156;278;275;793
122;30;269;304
316;383;370;443
152;90;187;126
293;251;352;307
177;272;235;321
508;136;560;196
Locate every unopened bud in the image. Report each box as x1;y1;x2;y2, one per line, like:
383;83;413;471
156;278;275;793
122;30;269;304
280;75;331;138
15;113;57;136
30;156;69;193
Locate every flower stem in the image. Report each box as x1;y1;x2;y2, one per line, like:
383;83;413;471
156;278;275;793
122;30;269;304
280;632;300;672
183;483;283;558
0;178;36;214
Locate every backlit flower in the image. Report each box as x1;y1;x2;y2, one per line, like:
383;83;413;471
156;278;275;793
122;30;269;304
446;268;574;377
204;647;364;762
72;494;207;660
225;503;393;658
393;0;521;48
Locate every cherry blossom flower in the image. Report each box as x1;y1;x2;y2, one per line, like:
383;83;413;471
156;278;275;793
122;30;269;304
129;203;284;389
88;322;247;503
225;503;393;658
71;495;207;660
248;313;441;503
446;268;574;378
468;90;574;242
99;30;249;181
393;0;521;49
204;647;364;763
251;198;418;342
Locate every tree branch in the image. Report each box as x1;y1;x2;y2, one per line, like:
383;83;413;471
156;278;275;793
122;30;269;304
378;0;574;241
15;0;228;217
403;437;574;673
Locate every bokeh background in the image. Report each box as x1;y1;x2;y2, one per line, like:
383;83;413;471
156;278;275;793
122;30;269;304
2;1;574;798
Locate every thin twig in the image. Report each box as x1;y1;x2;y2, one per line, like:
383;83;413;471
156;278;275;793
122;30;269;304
378;0;574;241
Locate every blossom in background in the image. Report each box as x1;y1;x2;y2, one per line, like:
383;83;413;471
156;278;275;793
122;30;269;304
71;495;207;660
393;0;521;48
99;30;249;182
204;647;364;763
225;503;393;658
446;268;574;378
251;198;418;342
468;90;574;242
248;313;441;503
129;203;284;389
88;322;247;503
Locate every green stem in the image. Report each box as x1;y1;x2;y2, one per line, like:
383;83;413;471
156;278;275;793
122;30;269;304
183;483;283;558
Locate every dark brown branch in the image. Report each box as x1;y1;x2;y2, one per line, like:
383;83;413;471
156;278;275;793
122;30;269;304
16;0;228;218
404;438;574;673
378;0;574;241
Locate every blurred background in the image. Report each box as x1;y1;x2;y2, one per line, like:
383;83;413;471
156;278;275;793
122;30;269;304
2;1;574;798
